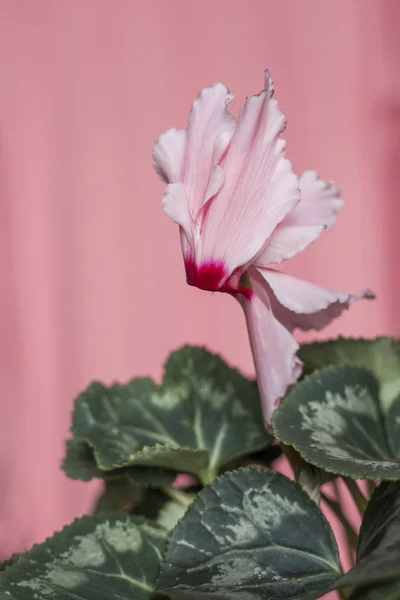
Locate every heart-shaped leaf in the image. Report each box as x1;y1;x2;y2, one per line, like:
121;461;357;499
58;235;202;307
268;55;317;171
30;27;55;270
63;438;176;486
64;347;271;485
156;467;341;600
299;337;400;411
0;515;166;600
273;365;400;480
333;482;400;596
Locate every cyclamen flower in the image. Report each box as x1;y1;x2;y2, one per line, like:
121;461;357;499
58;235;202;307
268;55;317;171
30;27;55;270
153;71;373;425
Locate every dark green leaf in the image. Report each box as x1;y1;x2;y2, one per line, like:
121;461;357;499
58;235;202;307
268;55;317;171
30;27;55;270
94;477;142;514
273;366;400;480
63;438;176;486
156;467;341;600
116;445;210;475
131;488;188;531
357;481;400;560
0;555;19;573
295;461;328;503
299;337;400;412
349;580;400;599
0;515;166;600
332;482;400;595
121;467;177;486
93;480;188;531
63;438;104;481
247;443;283;467
386;394;400;457
65;347;271;484
130;488;172;520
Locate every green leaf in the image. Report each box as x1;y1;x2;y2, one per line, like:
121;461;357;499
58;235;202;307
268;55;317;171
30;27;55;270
0;515;166;600
130;488;174;520
63;438;176;486
333;482;400;596
299;337;400;411
0;555;19;573
156;467;341;600
93;479;188;531
157;501;187;532
273;365;400;480
131;489;188;531
94;477;143;514
119;444;210;475
349;581;400;599
63;438;104;481
64;347;271;485
386;393;400;457
246;443;283;467
357;481;400;561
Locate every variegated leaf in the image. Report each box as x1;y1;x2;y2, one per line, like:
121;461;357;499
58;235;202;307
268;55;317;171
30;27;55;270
0;516;166;600
64;347;271;485
299;337;400;412
273;366;400;480
63;438;176;486
156;468;341;600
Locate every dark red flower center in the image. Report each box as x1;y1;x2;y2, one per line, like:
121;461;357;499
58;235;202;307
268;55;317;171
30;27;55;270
184;256;253;299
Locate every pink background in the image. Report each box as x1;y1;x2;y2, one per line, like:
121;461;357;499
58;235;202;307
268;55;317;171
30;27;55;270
1;0;400;581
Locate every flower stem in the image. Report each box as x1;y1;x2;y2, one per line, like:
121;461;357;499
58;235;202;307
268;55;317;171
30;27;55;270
320;491;358;551
161;486;195;507
280;443;301;477
199;468;218;486
343;477;368;515
281;444;322;503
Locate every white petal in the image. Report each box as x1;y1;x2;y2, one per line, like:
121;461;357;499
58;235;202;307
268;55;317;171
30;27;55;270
203;165;224;206
257;267;375;332
185;83;235;219
153;128;186;184
257;170;344;265
162;183;196;248
199;71;300;274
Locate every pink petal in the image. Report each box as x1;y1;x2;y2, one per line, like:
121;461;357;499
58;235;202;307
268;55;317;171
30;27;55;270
212;130;235;165
162;183;196;250
257;267;375;332
298;170;344;230
199;71;300;274
242;267;303;426
153;128;187;184
184;83;235;218
180;228;194;265
203;165;225;206
257;171;344;265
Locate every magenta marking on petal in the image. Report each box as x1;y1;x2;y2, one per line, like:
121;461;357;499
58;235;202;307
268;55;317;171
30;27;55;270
184;257;253;299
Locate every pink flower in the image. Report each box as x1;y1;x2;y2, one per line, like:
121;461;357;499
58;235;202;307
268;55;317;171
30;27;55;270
153;71;374;426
